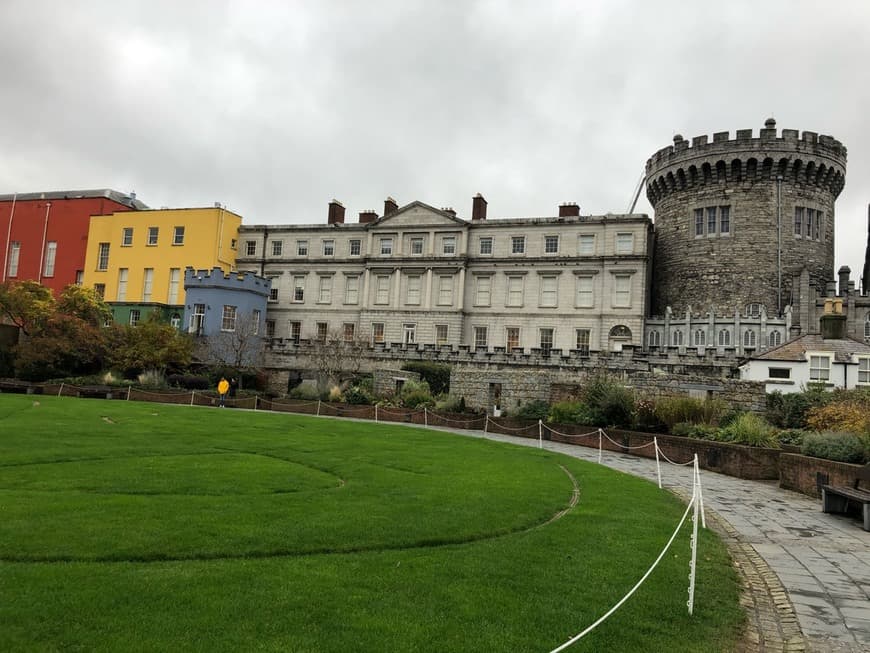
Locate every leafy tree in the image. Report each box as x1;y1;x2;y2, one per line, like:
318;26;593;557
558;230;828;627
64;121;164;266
56;284;112;326
0;280;54;336
307;328;369;392
106;314;194;378
14;313;108;380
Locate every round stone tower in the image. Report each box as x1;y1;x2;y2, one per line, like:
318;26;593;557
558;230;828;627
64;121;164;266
645;118;846;317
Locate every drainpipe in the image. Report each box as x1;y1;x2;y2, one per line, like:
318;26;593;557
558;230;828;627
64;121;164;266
2;193;16;282
776;175;783;316
260;228;269;276
37;202;52;283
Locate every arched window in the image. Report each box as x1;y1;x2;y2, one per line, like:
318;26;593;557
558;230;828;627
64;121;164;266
672;329;683;346
648;330;661;347
865;313;870;341
743;330;756;348
718;329;731;346
693;329;706;346
768;330;782;347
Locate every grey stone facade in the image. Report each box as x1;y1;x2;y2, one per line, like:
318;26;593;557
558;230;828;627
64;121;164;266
646;118;846;317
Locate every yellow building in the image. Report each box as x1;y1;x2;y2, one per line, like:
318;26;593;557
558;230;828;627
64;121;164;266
82;206;241;325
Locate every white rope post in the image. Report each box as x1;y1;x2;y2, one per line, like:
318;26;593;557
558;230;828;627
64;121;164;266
694;454;706;529
126;386;131;401
190;390;195;407
57;382;64;398
375;404;378;422
254;395;258;411
598;428;603;464
688;483;700;616
654;437;662;489
484;415;489;433
317;400;321;416
424;407;428;427
538;419;543;449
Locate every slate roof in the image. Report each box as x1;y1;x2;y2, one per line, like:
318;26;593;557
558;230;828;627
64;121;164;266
748;334;870;362
0;189;147;210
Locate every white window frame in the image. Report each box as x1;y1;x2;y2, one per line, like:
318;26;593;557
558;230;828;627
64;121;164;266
613;274;631;308
380;237;393;256
221;305;237;332
475;275;492;307
473;325;488;350
578;234;595;255
97;243;110;271
173;226;185;245
252;310;261;335
317;275;333;304
693;329;706;347
857;357;870;384
245;240;256;256
511;235;525;254
615;233;634;254
437;275;453;306
372;322;385;344
129;309;140;326
539;275;558;308
442;235;456;255
479;237;493;255
575;328;591;355
43;241;57;277
435;324;449;346
375;275;390;305
117;268;128;301
809;354;831;382
343;322;355;342
539;327;554;352
718;329;731;346
406;274;422;305
290;321;302;343
349;239;361;256
297;240;308;256
743;330;757;348
168;268;181;304
122;227;133;246
322;239;335;256
576;275;594;308
292;275;305;303
506;275;524;308
7;241;21;276
410;237;424;255
672;329;683;346
544;235;559;255
344;275;360;305
147;227;159;246
403;323;416;345
506;327;521;352
142;268;154;302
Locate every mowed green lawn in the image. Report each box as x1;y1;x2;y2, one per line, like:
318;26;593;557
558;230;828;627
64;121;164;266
0;395;743;652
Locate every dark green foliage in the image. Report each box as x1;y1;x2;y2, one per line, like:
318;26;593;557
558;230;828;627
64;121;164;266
777;429;808;447
579;373;636;427
765;387;833;429
514;400;550;421
719;413;779;448
654;396;727;429
801;432;869;464
400;362;451;395
343;385;373;405
547;401;595;425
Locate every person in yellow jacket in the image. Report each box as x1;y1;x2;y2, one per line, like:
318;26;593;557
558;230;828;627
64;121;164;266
217;377;230;407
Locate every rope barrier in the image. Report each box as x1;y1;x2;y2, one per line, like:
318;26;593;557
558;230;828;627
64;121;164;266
542;425;600;439
654;443;696;466
599;429;655;451
549;494;697;652
486;418;540;433
425;412;486;427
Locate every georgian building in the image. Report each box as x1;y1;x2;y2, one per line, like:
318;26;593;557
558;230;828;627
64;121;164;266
235;196;653;354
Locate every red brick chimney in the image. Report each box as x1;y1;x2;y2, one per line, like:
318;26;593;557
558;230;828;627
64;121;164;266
384;197;398;216
472;193;487;221
359;210;378;224
559;203;580;217
328;199;345;224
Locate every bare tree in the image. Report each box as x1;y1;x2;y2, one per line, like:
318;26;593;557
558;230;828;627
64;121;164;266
307;327;370;392
199;310;266;372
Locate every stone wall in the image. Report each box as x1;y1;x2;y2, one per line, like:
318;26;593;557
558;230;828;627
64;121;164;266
373;368;420;397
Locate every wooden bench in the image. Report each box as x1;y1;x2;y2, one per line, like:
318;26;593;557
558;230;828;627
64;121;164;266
821;463;870;531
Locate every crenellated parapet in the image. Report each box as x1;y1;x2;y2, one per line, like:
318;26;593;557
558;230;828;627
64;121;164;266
646;119;847;207
184;266;271;298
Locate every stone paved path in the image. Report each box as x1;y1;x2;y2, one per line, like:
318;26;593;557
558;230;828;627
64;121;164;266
442;426;870;652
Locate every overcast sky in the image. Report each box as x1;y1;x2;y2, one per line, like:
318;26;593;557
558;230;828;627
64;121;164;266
2;1;869;281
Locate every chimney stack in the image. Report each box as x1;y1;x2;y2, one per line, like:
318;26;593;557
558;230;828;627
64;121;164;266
838;265;851;297
384;197;398;216
820;298;846;339
472;193;487;221
442;207;456;217
559;202;580;217
328;199;345;224
359;210;378;224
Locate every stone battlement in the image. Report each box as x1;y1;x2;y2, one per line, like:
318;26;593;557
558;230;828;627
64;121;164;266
646;119;847;177
184;266;272;296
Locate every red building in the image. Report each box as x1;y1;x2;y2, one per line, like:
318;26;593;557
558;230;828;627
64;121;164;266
1;190;146;295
